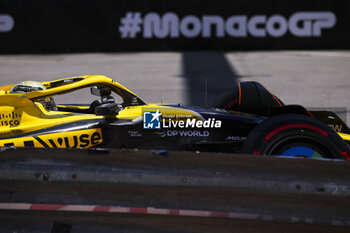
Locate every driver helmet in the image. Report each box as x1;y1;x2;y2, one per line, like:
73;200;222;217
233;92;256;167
10;81;57;111
10;81;46;93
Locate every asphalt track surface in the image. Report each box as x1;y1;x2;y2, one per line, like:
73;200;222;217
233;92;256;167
1;211;350;233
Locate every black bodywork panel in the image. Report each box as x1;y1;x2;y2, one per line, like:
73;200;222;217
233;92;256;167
99;105;264;152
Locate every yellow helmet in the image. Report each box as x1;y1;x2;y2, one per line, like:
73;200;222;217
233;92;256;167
10;81;46;93
10;81;57;111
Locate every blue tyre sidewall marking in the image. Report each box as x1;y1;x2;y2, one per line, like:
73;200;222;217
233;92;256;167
281;146;315;157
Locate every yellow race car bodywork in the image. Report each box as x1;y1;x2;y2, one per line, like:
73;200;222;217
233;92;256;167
0;75;202;149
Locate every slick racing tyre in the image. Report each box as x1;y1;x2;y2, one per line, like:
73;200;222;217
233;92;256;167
243;114;350;159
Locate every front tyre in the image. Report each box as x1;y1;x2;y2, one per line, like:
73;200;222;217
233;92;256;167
243;114;350;159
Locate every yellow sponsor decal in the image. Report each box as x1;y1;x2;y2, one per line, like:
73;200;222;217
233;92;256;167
0;128;102;149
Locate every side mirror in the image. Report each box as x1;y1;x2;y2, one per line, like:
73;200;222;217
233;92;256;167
91;86;111;97
95;103;120;116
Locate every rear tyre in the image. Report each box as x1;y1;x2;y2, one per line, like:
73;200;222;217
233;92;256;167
243;114;350;159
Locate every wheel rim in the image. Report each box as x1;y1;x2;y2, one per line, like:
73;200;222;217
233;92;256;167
264;135;331;158
280;146;323;158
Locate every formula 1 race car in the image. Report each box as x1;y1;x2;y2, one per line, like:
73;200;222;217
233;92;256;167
0;75;349;159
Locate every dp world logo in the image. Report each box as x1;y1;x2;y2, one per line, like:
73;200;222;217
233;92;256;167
143;110;161;129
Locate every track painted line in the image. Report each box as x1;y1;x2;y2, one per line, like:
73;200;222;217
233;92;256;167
0;203;349;226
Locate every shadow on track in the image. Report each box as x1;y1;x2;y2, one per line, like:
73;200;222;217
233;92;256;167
181;52;239;107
